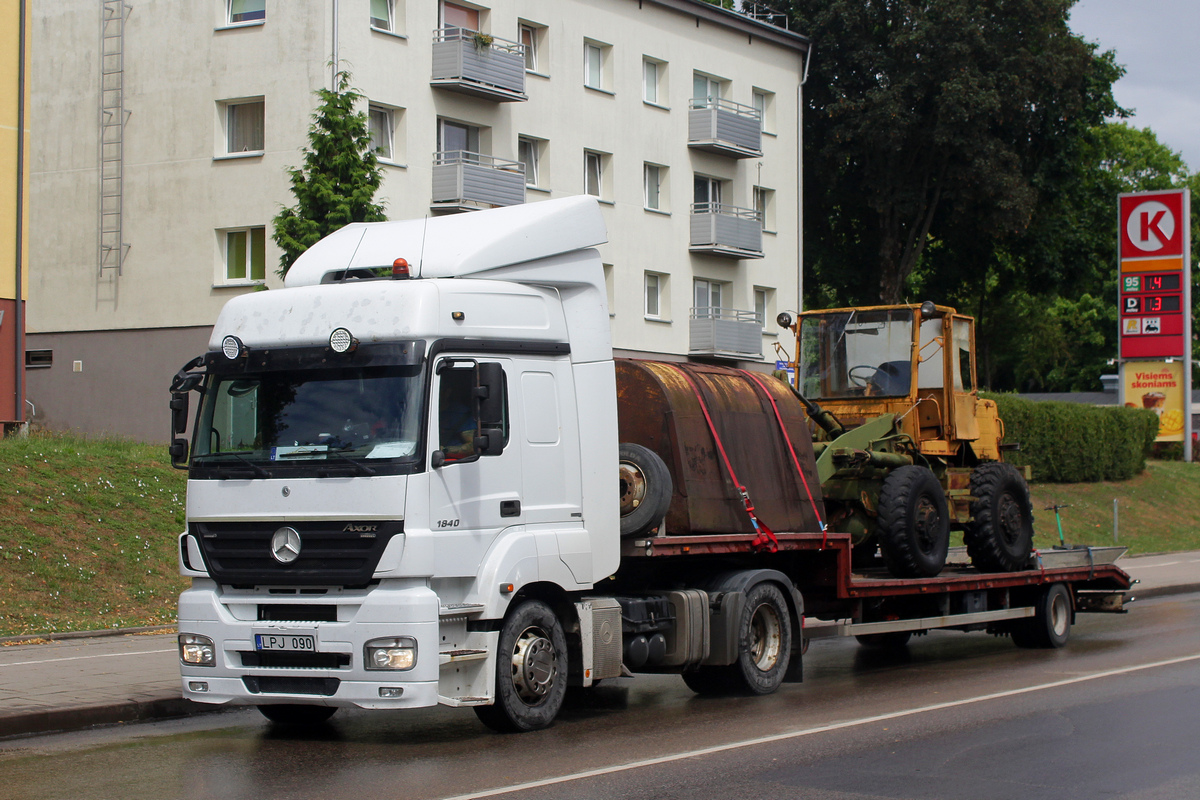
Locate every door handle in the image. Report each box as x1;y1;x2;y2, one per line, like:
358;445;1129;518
500;500;521;517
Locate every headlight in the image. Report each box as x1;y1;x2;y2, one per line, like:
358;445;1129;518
365;636;417;670
179;633;215;667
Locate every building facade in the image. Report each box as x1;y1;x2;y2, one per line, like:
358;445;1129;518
1;0;30;431
26;0;809;440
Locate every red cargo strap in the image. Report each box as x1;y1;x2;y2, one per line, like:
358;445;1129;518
739;370;828;545
672;366;778;553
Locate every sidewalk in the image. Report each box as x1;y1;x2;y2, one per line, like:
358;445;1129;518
1;551;1198;740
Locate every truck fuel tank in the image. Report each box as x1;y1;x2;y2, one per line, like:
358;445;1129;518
615;360;824;536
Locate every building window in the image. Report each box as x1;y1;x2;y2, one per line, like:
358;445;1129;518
754;288;772;329
518;137;542;187
694;174;723;208
369;105;394;161
227;0;265;25
693;72;723;104
585;150;604;198
223;99;264;154
753;88;775;132
754;186;774;231
643;58;665;105
224;227;266;283
520;23;540;71
370;0;394;31
440;1;479;30
439;118;480;155
585;40;610;91
645;272;664;318
694;278;725;319
24;350;53;369
644;163;663;210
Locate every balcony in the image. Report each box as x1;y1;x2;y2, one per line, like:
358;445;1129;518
431;28;527;102
688;97;762;158
690;308;763;359
431;151;526;212
689;203;764;259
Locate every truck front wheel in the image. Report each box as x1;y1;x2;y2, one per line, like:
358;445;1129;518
965;462;1034;572
475;600;568;733
877;466;950;578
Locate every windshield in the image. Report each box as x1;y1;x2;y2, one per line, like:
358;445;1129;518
192;364;424;476
798;309;915;399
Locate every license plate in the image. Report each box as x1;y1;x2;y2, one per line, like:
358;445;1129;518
255;633;316;652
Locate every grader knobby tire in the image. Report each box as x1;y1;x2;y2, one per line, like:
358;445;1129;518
877;466;950;578
965;462;1034;573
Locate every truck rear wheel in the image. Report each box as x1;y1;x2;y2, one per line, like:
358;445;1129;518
877;466;950;578
1011;583;1072;649
618;443;673;537
965;462;1034;572
682;582;792;696
474;599;568;733
256;704;337;726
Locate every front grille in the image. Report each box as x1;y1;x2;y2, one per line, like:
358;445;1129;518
243;676;340;696
191;520;402;586
258;604;337;622
239;651;351;669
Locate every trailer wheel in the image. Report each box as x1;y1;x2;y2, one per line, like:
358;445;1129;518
256;704;337;726
1011;583;1072;649
854;631;912;649
474;600;568;733
618;443;673;537
877;466;950;578
965;462;1034;572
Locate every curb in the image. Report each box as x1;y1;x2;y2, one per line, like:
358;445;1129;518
0;696;227;740
0;625;176;646
1128;583;1200;601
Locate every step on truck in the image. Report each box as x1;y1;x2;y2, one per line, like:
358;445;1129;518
170;196;1132;732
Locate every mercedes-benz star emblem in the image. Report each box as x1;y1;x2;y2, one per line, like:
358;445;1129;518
270;527;302;564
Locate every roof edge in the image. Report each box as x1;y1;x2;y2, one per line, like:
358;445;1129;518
645;0;809;51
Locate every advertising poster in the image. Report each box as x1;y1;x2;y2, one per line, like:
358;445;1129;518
1123;360;1186;442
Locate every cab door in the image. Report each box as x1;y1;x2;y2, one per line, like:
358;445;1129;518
426;358;523;578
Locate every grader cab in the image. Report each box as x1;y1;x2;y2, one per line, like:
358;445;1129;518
776;302;1033;579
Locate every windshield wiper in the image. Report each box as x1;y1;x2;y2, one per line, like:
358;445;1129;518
320;453;376;476
223;453;271;478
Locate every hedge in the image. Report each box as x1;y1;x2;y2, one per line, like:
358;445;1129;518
981;392;1159;483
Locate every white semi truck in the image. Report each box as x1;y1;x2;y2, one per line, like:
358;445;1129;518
171;196;1131;732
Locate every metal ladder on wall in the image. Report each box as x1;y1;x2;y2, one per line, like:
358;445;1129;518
99;0;131;275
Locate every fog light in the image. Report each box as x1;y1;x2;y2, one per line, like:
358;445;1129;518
221;335;244;360
379;687;405;698
189;681;210;693
179;633;215;667
365;636;416;671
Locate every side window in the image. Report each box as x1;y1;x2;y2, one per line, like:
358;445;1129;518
952;317;974;391
437;363;509;460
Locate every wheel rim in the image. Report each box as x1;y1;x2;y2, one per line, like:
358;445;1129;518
913;495;943;555
1049;592;1069;638
510;626;557;705
997;492;1025;547
618;461;647;517
748;602;783;671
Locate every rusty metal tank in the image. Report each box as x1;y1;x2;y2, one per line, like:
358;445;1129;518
615;360;824;536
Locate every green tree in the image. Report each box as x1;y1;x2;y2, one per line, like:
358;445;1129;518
273;70;386;278
782;0;1123;306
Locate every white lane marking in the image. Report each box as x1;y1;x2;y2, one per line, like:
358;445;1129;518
0;648;174;667
440;652;1200;800
1134;562;1181;569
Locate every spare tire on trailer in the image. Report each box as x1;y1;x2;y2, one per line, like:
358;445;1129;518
965;462;1034;572
618;443;673;537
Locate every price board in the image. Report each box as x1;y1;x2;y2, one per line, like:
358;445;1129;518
1118;190;1189;359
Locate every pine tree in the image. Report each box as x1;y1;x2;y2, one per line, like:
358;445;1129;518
272;70;386;278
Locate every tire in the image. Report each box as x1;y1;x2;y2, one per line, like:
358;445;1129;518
1011;583;1072;649
256;704;337;726
854;631;912;649
474;600;568;733
618;443;673;537
877;466;950;578
730;582;792;695
965;462;1034;573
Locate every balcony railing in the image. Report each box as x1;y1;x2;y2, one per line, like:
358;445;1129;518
431;151;525;212
688;97;762;158
431;28;527;102
689;202;764;259
690;307;763;359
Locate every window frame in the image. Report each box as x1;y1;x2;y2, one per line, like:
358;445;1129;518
370;0;395;32
692;72;724;104
753;185;774;232
520;23;539;72
518;136;542;188
584;39;611;92
753;88;775;133
584;150;604;198
222;98;265;156
642;57;666;106
643;163;664;211
644;272;664;319
226;0;265;26
220;226;267;285
369;104;395;162
693;278;726;319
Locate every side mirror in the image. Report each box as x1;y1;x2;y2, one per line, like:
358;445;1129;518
430;450;446;469
169;437;189;469
476;362;504;427
170;392;189;435
475;428;505;457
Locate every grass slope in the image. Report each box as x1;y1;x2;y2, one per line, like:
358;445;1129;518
1;432;1198;637
0;432;186;637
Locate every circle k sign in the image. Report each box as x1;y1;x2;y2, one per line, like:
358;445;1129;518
1120;190;1185;258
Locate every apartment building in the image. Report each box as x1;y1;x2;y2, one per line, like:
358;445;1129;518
1;0;30;430
25;0;809;440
